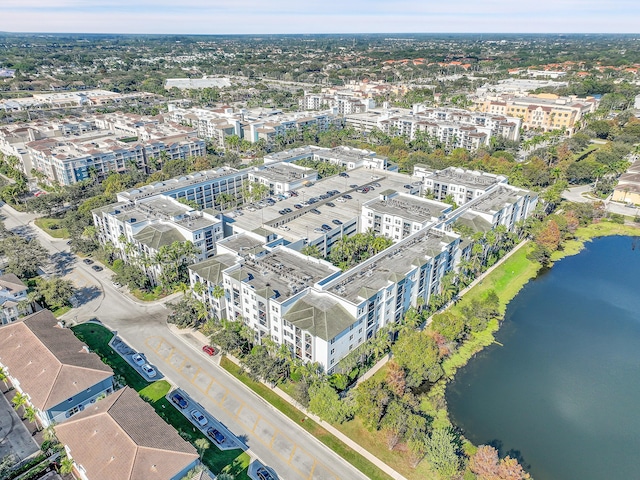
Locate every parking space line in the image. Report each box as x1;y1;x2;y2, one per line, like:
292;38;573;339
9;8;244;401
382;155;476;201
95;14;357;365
147;335;342;480
308;459;318;480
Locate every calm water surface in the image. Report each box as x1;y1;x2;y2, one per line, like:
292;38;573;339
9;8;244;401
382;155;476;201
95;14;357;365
447;236;640;480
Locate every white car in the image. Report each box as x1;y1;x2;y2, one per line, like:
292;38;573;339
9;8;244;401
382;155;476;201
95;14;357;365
131;353;145;366
279;225;290;231
141;364;156;378
190;409;208;427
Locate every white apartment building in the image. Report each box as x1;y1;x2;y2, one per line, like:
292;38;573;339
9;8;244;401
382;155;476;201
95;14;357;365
422;167;508;206
248;163;317;195
361;190;452;242
264;145;390;171
167;105;242;148
92;195;223;285
299;93;375;114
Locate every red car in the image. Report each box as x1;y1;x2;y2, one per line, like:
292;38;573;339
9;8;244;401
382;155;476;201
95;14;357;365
202;345;216;356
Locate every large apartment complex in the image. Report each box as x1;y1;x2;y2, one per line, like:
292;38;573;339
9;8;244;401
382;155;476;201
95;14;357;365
473;92;598;134
0;113;205;185
345;106;521;151
95;146;537;372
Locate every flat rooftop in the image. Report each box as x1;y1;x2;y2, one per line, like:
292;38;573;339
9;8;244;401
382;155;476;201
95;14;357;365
229;249;337;301
252;163;313;183
230;167;420;242
426;167;505;189
364;194;451;223
471;185;528;214
217;232;266;256
326;228;458;303
118;167;242;202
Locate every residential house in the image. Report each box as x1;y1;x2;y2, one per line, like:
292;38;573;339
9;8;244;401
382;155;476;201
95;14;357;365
0;273;32;324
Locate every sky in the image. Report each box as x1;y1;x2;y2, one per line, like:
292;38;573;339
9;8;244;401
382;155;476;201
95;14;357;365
1;0;638;35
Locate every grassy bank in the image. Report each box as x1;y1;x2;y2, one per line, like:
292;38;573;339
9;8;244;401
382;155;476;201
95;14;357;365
71;323;250;479
552;221;640;261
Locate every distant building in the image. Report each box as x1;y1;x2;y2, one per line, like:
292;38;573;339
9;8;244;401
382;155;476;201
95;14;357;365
55;387;199;480
165;77;232;90
473;93;597;134
422;167;508;205
612;160;640;205
0;310;114;427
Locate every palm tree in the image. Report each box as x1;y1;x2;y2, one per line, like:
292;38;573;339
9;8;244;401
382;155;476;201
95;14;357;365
12;392;28;417
24;406;39;428
194;438;209;461
59;455;74;475
0;367;9;393
212;285;225;301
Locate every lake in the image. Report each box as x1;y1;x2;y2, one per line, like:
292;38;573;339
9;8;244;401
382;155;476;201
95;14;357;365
446;235;640;480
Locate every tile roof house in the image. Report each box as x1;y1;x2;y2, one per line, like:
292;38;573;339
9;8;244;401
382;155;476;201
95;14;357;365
55;387;199;480
0;273;32;324
0;310;114;426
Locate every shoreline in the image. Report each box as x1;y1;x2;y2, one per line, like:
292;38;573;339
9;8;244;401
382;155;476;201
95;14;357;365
436;221;640;453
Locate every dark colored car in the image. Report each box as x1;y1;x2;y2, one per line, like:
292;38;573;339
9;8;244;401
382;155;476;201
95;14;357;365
92;265;103;272
202;345;216;356
256;467;276;480
289;191;298;197
83;258;94;265
328;190;340;195
278;210;287;215
207;427;225;444
319;194;330;200
308;198;318;204
321;224;332;231
349;184;358;188
342;194;352;199
310;208;321;215
404;184;412;189
332;219;343;225
372;182;381;187
339;172;349;177
171;392;188;409
293;204;303;209
325;202;335;207
283;208;292;214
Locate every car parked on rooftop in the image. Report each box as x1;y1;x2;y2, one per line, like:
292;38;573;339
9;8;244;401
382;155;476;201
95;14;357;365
342;194;352;199
326;202;335;207
310;208;321;215
332;219;343;225
403;184;412;189
313;228;325;234
190;409;208;427
293;204;303;209
349;184;358;189
321;224;332;232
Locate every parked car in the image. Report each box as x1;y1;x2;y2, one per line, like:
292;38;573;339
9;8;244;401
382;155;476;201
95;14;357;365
336;197;347;203
207;427;225;444
279;225;290;231
342;194;352;199
283;208;292;214
171;392;189;409
308;197;318;204
289;191;298;197
256;467;276;480
293;204;303;209
319;194;330;200
202;345;216;356
190;409;208;427
332;219;343;225
141;364;156;378
83;258;94;265
310;208;321;215
339;172;349;177
278;210;287;215
92;265;103;272
313;228;325;234
131;353;145;366
326;202;335;207
349;184;358;189
372;182;381;187
403;184;412;189
321;224;332;232
328;190;340;196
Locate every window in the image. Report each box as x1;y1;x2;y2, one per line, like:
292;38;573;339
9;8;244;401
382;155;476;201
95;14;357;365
330;348;335;355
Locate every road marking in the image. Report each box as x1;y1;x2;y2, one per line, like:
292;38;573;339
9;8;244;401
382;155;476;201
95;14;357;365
145;335;343;480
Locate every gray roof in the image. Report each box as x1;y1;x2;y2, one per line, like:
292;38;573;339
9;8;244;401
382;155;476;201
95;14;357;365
284;292;355;341
455;212;493;233
134;224;184;250
189;254;236;284
0;273;27;294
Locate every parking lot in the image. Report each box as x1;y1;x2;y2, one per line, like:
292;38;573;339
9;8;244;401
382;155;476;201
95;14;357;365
167;388;243;452
109;336;163;381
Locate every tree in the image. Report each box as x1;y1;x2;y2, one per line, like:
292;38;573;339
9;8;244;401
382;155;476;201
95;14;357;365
33;277;75;310
0;236;49;278
470;445;530;480
381;400;409;450
12;391;28;416
386;361;406;397
430;311;465;342
0;367;9;393
536;220;561;252
392;331;442;388
23;405;38;427
167;296;201;329
424;428;461;478
354;377;391;431
59;455;74;475
308;382;352;424
194;438;209;461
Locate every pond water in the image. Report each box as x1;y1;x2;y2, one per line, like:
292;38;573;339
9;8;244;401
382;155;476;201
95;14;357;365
447;235;640;480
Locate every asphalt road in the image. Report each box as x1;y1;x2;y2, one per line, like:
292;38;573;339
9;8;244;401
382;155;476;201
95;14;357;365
0;203;369;480
562;185;640;217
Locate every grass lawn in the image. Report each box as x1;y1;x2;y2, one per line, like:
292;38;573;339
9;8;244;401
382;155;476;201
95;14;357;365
130;288;171;302
52;305;72;318
34;217;69;238
71;323;250;478
220;357;394;480
553;221;640;261
139;380;171;402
